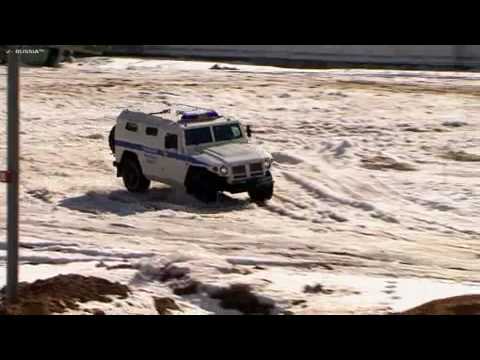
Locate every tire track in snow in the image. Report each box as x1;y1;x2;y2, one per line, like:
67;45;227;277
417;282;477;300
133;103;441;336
260;172;349;225
280;171;400;224
0;238;156;266
263;169;399;226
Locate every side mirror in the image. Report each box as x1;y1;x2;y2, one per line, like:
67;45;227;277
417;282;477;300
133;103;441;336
246;125;253;138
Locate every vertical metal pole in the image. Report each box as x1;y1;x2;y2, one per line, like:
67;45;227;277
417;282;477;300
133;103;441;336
7;50;20;303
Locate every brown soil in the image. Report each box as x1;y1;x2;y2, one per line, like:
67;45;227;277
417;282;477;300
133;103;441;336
153;297;182;315
210;284;274;315
401;295;480;315
304;284;335;295
0;274;130;315
171;280;200;296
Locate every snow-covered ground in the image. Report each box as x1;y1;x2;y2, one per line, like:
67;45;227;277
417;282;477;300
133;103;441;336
1;57;480;314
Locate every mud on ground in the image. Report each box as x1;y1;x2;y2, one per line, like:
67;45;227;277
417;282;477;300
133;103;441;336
0;275;129;315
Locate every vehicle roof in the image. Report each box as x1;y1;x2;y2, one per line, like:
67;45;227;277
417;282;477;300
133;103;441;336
118;106;238;129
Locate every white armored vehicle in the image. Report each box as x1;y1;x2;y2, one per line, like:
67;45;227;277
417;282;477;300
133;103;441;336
109;105;274;203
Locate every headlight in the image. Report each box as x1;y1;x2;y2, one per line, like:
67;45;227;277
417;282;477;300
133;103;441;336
219;166;229;176
264;158;272;169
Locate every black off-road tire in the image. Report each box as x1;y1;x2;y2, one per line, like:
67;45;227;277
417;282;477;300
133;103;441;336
108;126;116;154
188;172;218;203
248;184;274;203
45;48;62;67
0;50;6;65
199;185;219;203
122;157;151;193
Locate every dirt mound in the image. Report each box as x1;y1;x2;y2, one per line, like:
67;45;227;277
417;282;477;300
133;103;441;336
0;274;130;315
361;156;417;171
441;150;480;162
172;280;201;296
400;295;480;315
272;152;304;165
210;284;274;315
26;188;54;203
304;284;334;295
210;64;238;71
442;121;468;128
153;297;182;315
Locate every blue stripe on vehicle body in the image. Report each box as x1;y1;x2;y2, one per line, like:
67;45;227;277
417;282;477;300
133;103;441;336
115;140;208;166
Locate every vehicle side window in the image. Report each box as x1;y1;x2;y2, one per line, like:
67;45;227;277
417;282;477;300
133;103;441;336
146;127;158;136
185;127;213;146
126;122;138;132
165;134;178;150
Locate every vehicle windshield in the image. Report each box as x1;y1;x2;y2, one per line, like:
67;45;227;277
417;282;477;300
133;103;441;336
213;123;243;142
185;127;213;146
185;123;244;146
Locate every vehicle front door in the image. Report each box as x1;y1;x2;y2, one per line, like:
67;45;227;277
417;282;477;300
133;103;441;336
162;132;189;186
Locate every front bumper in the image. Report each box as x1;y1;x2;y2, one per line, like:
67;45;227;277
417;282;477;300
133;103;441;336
220;172;274;194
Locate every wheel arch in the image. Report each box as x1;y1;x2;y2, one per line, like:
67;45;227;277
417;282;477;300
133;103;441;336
185;165;224;189
184;166;209;188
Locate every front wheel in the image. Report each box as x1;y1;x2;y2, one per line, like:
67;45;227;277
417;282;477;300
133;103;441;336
122;158;151;193
197;186;218;203
187;173;218;203
248;184;274;203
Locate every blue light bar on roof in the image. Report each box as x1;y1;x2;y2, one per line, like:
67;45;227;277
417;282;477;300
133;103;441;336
180;110;220;122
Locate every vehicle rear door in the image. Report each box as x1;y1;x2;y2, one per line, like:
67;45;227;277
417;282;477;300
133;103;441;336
142;125;163;179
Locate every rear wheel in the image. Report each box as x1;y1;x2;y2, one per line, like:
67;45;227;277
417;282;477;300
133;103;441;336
108;126;116;154
122;157;150;193
0;50;6;64
45;48;62;67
